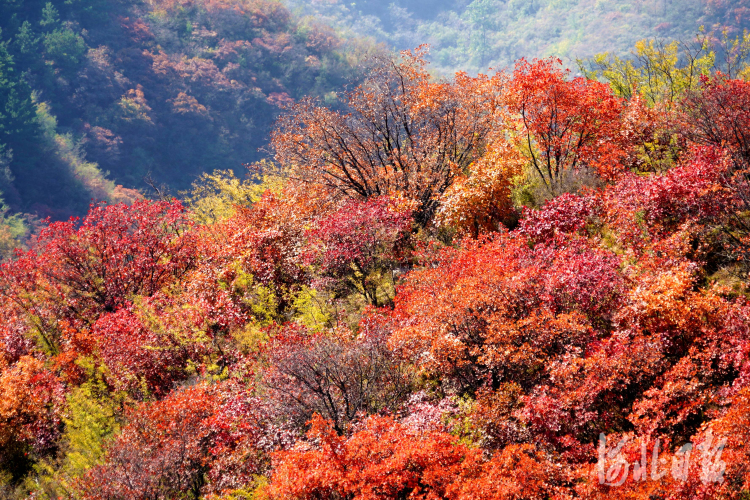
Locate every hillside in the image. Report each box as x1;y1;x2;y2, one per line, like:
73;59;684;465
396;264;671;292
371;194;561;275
0;0;375;233
285;0;750;74
5;0;750;498
3;38;750;498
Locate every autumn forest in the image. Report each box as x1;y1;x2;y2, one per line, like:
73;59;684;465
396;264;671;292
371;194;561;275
3;0;750;499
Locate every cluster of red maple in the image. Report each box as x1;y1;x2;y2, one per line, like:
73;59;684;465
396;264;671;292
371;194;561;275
2;48;750;499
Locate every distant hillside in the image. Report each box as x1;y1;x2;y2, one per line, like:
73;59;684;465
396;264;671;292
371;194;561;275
0;0;375;227
285;0;750;74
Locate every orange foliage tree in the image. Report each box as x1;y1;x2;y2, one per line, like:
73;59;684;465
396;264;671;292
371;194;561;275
271;47;504;226
0;356;64;481
437;139;524;236
269;414;568;500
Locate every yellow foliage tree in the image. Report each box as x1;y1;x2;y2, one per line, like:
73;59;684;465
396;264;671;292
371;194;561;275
583;38;716;105
437;140;524;236
184;164;284;224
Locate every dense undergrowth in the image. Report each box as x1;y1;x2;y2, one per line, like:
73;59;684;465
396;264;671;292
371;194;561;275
3;30;750;500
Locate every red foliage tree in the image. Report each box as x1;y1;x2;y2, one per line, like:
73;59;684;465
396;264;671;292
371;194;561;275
506;57;625;189
93;302;209;400
602;146;737;254
77;382;288;499
306;196;412;306
77;384;218;500
389;232;623;398
518;192;600;245
33;199;197;319
208;189;313;320
269;414;568;500
0;356;65;480
0;200;198;354
681;77;750;264
682;75;750;166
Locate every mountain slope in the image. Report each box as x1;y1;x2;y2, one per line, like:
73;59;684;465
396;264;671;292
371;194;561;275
285;0;750;74
0;0;375;223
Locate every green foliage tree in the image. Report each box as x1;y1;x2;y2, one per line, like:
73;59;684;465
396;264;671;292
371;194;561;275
39;3;59;28
42;28;86;73
0;31;37;148
466;0;497;68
